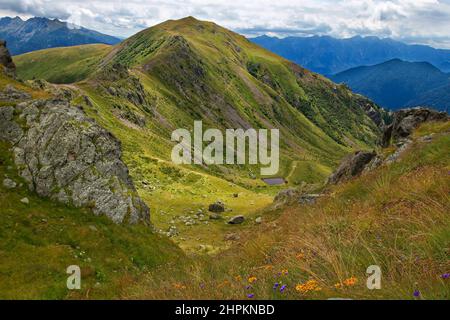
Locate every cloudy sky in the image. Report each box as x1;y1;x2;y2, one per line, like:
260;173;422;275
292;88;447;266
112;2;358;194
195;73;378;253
1;0;450;48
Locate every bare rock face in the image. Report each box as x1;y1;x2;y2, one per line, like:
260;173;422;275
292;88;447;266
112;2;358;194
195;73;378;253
382;107;448;147
273;188;301;208
0;99;150;224
327;151;377;185
0;40;15;76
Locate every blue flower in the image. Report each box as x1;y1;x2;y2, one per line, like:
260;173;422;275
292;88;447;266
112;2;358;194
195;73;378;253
247;293;255;298
273;283;279;290
280;285;287;293
413;290;420;297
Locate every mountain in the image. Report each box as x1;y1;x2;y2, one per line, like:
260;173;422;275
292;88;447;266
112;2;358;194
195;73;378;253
2;16;449;300
331;59;450;111
251;35;450;75
0;16;121;55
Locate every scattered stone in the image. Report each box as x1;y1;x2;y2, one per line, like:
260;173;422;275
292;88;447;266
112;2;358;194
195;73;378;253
224;233;241;241
209;213;222;220
209;201;225;213
20;197;29;204
228;215;245;225
167;225;179;237
255;217;262;224
419;134;434;143
2;178;16;189
88;225;98;232
233;193;239;198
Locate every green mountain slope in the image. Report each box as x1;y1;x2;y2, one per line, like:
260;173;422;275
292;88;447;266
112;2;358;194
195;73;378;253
13;17;385;252
13;44;112;83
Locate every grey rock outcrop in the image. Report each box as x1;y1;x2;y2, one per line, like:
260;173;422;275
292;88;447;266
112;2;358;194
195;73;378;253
0;99;150;224
327;151;376;185
0;84;31;101
273;188;300;208
299;194;321;205
382;107;448;147
0;40;15;76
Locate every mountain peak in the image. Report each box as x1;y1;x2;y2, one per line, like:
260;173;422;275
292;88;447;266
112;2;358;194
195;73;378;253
0;16;121;55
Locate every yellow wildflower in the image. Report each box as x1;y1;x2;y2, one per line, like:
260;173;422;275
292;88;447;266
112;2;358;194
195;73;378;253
343;277;357;286
173;283;186;290
248;276;257;284
334;283;343;289
281;269;289;276
295;279;320;293
296;253;305;260
235;275;242;282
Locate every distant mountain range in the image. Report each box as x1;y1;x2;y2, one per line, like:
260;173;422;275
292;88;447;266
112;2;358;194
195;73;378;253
331;59;450;111
0;16;121;55
251;35;450;75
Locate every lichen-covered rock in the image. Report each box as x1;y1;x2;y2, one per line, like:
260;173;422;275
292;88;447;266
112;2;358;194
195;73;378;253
0;84;31;101
382;107;448;147
0;99;150;224
327;151;376;185
273;188;300;208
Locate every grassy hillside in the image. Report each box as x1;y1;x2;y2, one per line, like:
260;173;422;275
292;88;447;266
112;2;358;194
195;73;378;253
125;121;450;299
0;140;184;299
14;44;111;84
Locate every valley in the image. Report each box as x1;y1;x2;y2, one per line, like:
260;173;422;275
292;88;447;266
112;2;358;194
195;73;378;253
0;16;448;300
11;17;386;253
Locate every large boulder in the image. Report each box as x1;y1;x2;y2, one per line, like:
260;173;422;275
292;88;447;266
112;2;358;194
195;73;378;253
327;151;376;185
208;201;225;213
0;99;150;224
382;107;448;147
0;40;15;76
228;215;245;225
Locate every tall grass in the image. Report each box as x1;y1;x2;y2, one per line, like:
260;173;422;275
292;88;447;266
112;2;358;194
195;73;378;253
125;124;450;299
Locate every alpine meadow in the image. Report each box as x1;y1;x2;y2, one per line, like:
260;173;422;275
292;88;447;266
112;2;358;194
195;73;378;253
0;3;449;305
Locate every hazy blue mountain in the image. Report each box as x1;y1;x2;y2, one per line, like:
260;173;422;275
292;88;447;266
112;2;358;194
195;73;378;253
0;16;121;55
331;59;449;111
251;35;450;75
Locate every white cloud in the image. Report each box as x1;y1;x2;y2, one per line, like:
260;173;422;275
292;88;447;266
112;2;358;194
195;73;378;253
1;0;449;48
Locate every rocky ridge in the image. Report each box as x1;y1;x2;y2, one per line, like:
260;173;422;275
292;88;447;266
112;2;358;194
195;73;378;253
274;107;449;206
0;98;150;224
